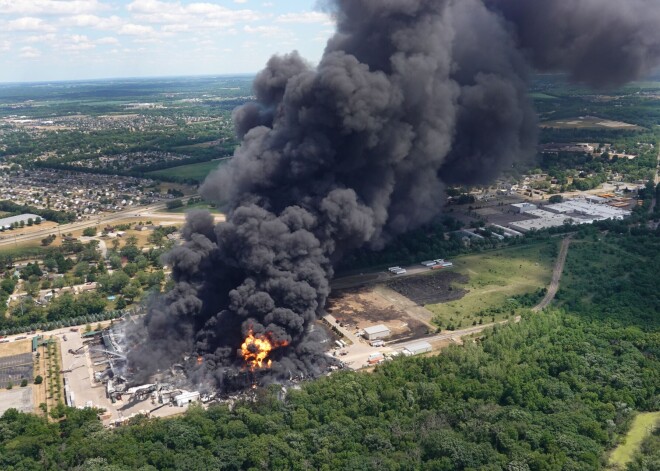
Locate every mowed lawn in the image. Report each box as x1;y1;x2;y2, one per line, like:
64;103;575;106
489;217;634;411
164;201;224;214
147;158;228;182
426;241;558;327
609;412;660;468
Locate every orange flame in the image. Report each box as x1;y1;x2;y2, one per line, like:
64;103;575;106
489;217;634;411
240;330;287;371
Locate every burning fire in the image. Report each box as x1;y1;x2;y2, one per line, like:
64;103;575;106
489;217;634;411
240;330;288;371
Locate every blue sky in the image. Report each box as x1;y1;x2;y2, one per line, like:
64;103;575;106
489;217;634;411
0;0;334;82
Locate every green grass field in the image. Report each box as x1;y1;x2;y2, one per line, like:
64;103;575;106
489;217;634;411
0;241;50;260
147;158;228;182
426;241;558;328
164;201;224;214
609;412;660;468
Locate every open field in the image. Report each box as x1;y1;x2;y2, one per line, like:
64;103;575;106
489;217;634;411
387;270;469;305
540;115;644;130
147;158;228;181
609;411;660;468
164;201;223;214
426;242;558;328
326;287;432;342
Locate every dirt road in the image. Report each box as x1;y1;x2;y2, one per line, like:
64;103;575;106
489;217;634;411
532;236;572;312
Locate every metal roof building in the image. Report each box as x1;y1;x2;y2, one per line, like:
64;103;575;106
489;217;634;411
403;341;433;356
363;324;391;340
0;213;42;229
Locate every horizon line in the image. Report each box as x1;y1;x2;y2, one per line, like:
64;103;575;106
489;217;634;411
0;72;259;86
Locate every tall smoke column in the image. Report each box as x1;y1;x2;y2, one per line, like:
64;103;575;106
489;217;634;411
128;0;660;388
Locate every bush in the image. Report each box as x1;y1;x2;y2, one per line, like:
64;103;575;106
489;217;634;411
20;379;28;387
82;227;97;237
34;375;43;385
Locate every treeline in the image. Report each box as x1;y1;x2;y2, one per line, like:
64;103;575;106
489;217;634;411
557;227;660;329
0;200;75;224
0;307;657;470
627;424;660;470
338;217;566;274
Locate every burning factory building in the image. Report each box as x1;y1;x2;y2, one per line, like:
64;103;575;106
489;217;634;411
124;0;660;393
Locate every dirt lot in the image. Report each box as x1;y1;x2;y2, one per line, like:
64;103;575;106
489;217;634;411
0;387;33;414
326;287;430;341
0;339;32;356
387;270;469;306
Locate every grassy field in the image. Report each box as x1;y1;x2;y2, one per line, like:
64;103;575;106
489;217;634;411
164;201;223;214
147;158;228;182
0;240;52;259
539;116;643;130
426;241;558;328
609;412;660;468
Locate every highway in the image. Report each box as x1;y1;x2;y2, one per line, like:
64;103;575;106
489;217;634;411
0;202;169;249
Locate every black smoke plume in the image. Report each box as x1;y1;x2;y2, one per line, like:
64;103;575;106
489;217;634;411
128;0;660;388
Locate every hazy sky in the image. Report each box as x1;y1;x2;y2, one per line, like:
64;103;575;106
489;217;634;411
0;0;334;83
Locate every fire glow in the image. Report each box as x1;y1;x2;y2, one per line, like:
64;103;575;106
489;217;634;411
240;330;288;371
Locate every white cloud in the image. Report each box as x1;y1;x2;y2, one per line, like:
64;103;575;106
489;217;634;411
234;0;248;3
276;12;334;24
6;17;57;33
19;46;41;58
0;40;10;52
96;36;119;45
0;0;106;16
162;24;189;33
127;0;260;29
61;34;96;51
118;23;155;36
244;25;292;39
24;33;57;44
62;14;122;30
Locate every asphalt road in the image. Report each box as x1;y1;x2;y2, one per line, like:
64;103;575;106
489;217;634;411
0;202;170;249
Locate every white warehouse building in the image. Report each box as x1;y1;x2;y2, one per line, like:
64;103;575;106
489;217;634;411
0;213;42;230
175;391;200;407
403;341;433;356
363;324;391;341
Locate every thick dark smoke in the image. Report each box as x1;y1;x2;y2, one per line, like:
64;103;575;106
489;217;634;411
128;0;660;389
485;0;660;88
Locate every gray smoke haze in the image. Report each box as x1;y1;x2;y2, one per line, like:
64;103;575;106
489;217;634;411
485;0;660;88
128;0;660;389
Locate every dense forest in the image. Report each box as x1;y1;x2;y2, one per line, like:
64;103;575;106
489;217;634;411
0;229;658;470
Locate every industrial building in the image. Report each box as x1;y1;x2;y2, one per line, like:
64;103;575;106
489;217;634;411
363;325;391;341
0;213;42;230
174;391;200;407
402;341;432;356
509;210;585;232
545;200;631;220
507;197;632;232
511;203;537;214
